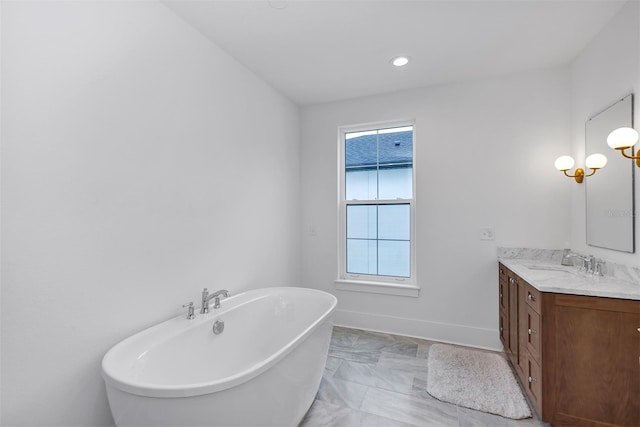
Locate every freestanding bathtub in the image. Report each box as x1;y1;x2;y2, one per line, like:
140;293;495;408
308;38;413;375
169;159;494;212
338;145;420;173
101;287;337;426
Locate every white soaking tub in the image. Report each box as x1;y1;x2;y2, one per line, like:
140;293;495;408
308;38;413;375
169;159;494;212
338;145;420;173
101;287;336;426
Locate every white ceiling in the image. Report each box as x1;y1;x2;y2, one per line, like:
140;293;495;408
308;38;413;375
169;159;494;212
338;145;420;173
163;0;627;106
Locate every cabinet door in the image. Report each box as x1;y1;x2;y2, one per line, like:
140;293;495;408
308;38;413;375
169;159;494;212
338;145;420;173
515;280;527;381
544;294;640;427
525;304;541;364
526;356;542;412
507;274;519;360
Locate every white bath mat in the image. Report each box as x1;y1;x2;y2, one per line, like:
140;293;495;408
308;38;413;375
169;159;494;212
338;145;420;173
426;344;532;419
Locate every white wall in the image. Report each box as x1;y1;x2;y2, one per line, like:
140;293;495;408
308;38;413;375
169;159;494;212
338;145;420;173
1;2;300;425
569;0;640;267
301;67;572;350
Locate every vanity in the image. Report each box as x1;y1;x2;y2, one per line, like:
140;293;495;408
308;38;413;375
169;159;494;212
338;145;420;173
498;258;639;427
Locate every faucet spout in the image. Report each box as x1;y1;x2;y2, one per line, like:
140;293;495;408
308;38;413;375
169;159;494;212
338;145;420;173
201;288;230;313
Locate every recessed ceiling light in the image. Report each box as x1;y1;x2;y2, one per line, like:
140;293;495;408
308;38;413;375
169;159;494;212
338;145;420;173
391;56;409;67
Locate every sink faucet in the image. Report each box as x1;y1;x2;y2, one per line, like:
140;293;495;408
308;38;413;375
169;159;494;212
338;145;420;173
587;255;598;274
200;288;231;314
593;260;605;276
576;255;590;272
577;255;605;276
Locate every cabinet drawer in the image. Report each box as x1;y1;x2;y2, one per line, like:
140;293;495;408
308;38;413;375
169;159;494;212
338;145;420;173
499;264;508;283
526;356;542;414
499;309;508;346
524;283;541;314
525;304;541;363
498;280;508;312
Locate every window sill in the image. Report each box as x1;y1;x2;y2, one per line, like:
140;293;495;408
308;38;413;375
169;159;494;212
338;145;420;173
334;279;420;297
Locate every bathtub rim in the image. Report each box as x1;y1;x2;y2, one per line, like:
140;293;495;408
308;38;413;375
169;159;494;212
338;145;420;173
101;286;336;398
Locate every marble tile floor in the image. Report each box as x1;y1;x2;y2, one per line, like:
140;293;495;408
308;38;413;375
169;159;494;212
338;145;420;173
299;326;551;427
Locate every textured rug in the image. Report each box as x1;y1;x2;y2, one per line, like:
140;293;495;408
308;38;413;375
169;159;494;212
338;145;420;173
426;344;532;419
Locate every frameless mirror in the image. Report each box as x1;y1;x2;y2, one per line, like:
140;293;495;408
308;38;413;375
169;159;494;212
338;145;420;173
585;94;635;253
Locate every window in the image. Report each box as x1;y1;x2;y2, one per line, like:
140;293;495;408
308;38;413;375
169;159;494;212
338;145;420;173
337;122;416;293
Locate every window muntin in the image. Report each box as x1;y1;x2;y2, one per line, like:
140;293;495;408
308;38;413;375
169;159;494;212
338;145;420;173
341;124;414;283
345;125;413;200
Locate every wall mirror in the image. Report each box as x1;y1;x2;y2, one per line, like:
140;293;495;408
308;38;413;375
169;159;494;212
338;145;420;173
585;94;635;253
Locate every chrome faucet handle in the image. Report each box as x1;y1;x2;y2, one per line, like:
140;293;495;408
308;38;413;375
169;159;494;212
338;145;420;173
182;302;196;320
593;260;605;276
579;255;592;272
212;290;230;309
578;256;588;271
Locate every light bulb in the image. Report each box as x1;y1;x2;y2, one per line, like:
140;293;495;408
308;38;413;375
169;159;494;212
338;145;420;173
607;127;639;149
585;153;607;169
554;155;575;171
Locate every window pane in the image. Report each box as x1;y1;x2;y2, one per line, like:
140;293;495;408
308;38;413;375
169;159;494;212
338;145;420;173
378;204;410;240
345;131;378;167
346;205;377;239
378;127;412;199
345;169;377;200
378;166;412;200
347;239;377;275
345;130;378;199
378;240;410;277
377;128;413;166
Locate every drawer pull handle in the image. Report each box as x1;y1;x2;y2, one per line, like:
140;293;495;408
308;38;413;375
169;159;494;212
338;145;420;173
499;292;503;298
500;268;504;274
528;328;537;335
528;294;536;301
528;376;536;383
500;327;503;332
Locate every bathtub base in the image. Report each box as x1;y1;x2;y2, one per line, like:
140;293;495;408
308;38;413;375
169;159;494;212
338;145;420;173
106;318;332;427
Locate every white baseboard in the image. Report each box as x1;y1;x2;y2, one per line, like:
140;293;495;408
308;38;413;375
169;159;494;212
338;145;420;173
333;309;504;352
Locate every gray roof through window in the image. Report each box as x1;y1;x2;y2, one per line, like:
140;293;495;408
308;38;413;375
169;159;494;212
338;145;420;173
346;130;413;169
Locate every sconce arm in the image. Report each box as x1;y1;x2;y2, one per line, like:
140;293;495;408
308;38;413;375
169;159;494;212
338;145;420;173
617;147;640;160
563;168;585;183
616;147;640;160
584;168;599;178
617;147;640;167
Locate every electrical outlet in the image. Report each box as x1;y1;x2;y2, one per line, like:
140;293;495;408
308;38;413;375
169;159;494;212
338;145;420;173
480;227;495;241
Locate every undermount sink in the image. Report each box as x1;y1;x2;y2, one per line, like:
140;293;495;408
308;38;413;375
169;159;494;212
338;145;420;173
524;265;575;274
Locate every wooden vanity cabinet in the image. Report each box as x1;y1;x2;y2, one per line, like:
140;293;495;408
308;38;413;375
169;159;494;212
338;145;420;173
497;263;640;427
498;265;527;385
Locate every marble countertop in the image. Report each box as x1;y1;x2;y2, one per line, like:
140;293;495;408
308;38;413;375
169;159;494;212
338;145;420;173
498;257;640;301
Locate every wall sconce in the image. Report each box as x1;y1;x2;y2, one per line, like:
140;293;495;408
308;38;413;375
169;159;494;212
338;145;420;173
607;127;640;168
554;154;607;183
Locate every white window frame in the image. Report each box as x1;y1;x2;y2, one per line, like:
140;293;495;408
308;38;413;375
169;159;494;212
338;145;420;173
335;119;419;297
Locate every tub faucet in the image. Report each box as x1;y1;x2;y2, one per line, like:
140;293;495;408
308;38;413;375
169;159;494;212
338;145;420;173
201;288;231;313
182;302;196;320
